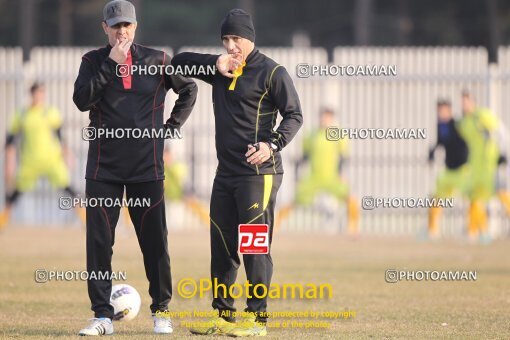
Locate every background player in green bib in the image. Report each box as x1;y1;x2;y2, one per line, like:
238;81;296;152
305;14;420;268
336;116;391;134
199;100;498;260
458;91;510;242
0;82;83;229
277;108;359;235
427;99;469;239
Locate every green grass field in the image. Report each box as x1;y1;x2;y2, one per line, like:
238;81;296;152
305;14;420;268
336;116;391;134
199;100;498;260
0;226;509;339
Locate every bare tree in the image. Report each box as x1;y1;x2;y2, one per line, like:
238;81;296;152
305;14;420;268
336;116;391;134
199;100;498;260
58;0;72;46
354;0;373;45
486;0;500;64
19;0;34;61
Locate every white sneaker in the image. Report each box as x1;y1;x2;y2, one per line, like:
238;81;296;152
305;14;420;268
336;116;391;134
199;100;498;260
78;318;113;336
153;311;173;334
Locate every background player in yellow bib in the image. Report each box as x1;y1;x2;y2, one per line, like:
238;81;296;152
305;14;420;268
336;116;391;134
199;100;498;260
162;147;209;226
0;82;83;229
277;108;359;235
458;90;510;243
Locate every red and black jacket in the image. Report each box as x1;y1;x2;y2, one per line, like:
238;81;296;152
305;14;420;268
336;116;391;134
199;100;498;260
73;43;197;183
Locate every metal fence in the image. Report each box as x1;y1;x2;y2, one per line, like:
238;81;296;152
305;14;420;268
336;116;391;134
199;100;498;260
0;46;509;237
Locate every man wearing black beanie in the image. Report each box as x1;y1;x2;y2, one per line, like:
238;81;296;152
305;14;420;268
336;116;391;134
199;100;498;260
173;8;303;337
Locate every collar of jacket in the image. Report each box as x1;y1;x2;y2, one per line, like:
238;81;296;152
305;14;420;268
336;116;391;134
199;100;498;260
245;48;260;64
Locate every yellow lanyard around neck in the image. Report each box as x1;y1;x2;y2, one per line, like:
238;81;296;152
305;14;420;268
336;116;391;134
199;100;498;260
229;61;246;91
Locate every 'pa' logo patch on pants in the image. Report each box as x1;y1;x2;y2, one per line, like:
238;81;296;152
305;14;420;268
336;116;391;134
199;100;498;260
238;224;269;254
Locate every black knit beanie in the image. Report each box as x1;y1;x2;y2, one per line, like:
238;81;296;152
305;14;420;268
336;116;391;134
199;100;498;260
221;9;255;42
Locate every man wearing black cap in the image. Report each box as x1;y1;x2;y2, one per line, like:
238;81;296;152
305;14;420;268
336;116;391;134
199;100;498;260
172;8;303;337
73;0;197;336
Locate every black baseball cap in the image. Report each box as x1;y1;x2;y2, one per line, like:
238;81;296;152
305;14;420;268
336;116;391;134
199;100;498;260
103;0;137;27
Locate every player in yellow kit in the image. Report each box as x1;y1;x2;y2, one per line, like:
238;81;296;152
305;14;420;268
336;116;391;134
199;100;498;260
162;147;209;225
0;82;83;229
458;91;510;243
277;108;359;235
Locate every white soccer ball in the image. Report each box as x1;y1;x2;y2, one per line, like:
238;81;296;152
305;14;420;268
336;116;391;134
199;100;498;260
110;284;141;321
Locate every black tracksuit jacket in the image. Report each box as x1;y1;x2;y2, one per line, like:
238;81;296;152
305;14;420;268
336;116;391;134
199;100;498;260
171;49;303;176
73;43;197;183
